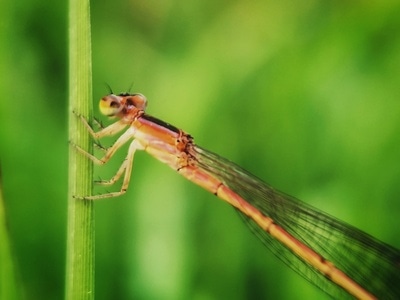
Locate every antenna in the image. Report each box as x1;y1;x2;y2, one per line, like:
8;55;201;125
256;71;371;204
104;82;114;94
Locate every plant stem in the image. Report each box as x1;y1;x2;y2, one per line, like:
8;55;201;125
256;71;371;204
65;0;94;298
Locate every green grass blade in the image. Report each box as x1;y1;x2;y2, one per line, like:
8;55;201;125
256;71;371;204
65;0;94;298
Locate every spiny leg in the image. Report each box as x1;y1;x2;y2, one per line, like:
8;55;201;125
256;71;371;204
72;113;139;199
74;111;128;139
95;159;128;186
85;139;145;200
74;127;136;165
95;151;130;186
92;117;104;130
94;141;107;153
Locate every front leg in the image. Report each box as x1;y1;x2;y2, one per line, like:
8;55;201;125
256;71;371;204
75;111;128;139
74;126;136;165
73;122;142;199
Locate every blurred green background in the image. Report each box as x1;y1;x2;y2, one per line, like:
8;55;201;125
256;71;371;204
1;0;400;299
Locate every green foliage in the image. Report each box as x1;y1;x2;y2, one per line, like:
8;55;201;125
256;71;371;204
0;178;20;300
0;1;399;299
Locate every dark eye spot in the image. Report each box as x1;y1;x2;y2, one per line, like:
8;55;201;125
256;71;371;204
110;101;119;108
126;97;134;107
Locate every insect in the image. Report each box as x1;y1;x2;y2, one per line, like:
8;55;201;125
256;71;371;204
74;92;400;299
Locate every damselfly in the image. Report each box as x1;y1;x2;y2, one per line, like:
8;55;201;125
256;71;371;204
74;92;400;299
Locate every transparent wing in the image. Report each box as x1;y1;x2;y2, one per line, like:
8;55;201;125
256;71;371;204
192;145;400;299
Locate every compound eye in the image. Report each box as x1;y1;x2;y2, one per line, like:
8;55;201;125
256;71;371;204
99;95;123;116
128;93;147;110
